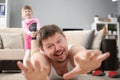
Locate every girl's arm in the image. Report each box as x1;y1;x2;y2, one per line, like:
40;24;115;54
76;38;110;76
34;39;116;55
36;18;41;31
22;21;31;35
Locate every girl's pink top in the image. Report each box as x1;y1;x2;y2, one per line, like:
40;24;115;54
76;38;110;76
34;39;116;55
22;18;41;35
22;18;41;50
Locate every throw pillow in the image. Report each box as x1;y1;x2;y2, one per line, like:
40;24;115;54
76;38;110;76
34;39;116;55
91;29;105;49
0;33;24;49
0;35;3;49
63;30;95;49
81;30;95;49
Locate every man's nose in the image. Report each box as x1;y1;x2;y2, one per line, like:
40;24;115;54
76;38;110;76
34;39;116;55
55;44;60;51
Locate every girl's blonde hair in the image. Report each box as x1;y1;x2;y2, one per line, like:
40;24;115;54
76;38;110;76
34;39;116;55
21;5;33;18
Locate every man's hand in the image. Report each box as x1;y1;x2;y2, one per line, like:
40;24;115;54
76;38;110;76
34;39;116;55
17;59;49;80
63;50;110;79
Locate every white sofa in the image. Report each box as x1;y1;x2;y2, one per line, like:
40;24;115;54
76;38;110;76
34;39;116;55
0;28;105;72
0;28;25;72
63;29;104;49
0;28;25;60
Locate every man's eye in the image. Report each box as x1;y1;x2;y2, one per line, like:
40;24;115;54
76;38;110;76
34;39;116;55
57;39;62;43
47;45;52;49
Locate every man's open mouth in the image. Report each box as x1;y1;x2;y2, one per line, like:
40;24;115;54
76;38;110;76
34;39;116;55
54;51;63;56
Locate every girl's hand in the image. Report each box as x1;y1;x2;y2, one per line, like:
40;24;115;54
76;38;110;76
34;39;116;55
17;59;49;80
63;50;110;79
30;31;37;38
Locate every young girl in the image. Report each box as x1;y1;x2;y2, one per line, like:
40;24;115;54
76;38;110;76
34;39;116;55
21;5;41;66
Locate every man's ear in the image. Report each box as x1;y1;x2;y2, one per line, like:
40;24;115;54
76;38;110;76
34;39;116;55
40;46;44;52
63;34;67;40
40;47;47;55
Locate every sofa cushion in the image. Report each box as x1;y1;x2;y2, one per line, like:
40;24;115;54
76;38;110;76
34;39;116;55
63;30;95;49
91;29;105;49
0;49;24;60
0;28;25;43
0;33;24;49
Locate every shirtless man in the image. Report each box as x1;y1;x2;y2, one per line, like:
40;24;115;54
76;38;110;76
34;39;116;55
17;24;110;80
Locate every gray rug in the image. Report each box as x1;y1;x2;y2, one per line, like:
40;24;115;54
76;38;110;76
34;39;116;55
0;73;120;80
0;73;25;80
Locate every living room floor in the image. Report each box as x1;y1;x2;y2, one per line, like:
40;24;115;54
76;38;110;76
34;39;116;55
0;70;120;80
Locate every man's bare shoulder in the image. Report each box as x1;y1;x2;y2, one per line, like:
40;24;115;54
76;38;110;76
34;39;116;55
68;45;85;67
68;45;85;56
31;51;49;62
31;52;50;69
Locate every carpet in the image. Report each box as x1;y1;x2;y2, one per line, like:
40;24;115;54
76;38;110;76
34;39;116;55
0;73;120;80
0;73;25;80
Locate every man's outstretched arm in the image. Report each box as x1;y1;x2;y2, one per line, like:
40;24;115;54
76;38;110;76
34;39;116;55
17;32;50;80
63;46;110;79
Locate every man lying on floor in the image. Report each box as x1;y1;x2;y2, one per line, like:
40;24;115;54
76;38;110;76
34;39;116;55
17;24;110;80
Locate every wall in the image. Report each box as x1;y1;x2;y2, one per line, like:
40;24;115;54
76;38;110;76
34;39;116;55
9;0;117;30
9;0;23;27
118;0;120;15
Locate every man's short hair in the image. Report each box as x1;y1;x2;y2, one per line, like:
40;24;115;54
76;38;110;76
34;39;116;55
38;24;64;47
